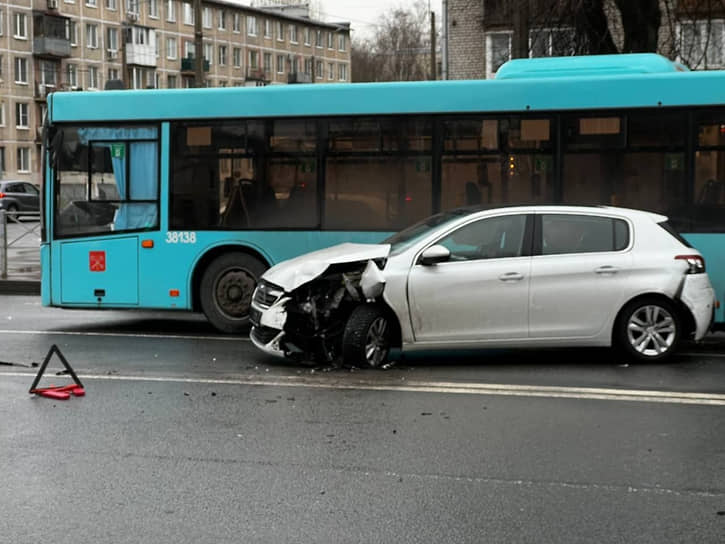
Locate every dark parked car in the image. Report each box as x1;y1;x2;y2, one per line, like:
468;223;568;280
0;181;40;218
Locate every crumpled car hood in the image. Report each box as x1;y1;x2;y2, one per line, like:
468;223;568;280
262;243;391;291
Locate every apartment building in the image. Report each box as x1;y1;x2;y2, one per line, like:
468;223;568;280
447;0;725;80
0;0;351;182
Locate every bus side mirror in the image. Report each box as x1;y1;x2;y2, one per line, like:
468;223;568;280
419;245;451;266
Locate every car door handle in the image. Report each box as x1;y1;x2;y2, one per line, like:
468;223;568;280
595;265;619;275
499;272;524;282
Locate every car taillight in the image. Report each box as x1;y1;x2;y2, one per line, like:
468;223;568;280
675;254;706;274
0;192;5;199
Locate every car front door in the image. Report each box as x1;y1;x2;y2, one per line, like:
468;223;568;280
407;213;532;344
529;213;633;339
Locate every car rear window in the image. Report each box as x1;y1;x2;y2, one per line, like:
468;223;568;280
658;221;692;248
541;214;629;255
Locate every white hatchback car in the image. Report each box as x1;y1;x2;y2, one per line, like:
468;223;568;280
250;206;715;366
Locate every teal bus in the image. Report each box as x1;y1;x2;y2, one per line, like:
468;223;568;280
42;53;725;332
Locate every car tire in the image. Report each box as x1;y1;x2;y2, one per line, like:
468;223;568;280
615;297;681;363
200;252;267;334
342;304;392;368
6;203;18;221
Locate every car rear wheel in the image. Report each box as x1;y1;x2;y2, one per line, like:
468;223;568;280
615;297;681;362
342;304;392;368
6;203;18;221
200;252;267;334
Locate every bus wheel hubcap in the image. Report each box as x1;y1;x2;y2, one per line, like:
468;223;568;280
216;270;255;318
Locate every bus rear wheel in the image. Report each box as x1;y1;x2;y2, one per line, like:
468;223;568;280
200;252;267;334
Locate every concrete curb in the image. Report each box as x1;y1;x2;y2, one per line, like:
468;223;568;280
0;280;41;296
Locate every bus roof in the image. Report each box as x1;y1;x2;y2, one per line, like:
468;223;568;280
49;57;725;124
495;53;689;79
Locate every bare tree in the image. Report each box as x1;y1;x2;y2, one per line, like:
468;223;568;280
352;1;431;82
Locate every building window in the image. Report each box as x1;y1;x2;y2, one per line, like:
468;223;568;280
148;0;159;18
290;25;298;43
88;66;99;89
86;0;97;7
16;102;29;128
277;21;284;41
219;45;227;66
67;64;77;87
0;149;4;175
338;34;346;51
184;41;194;59
17;147;30;173
127;0;139;15
204;43;213;65
264;19;272;38
39;60;57;87
14;57;28;84
107;27;118;51
263;52;271;73
304;57;312;75
183;2;193;25
165;37;176;59
328;32;333;49
0;104;4;126
0;12;3;37
316;60;323;78
249;50;258;69
485;31;512;79
68;21;78;46
328;62;334;80
233;13;240;32
86;24;98;49
106;0;117;9
316;29;322;48
277;54;284;73
13;13;28;39
218;9;226;30
338;63;347;81
304;27;310;45
108;67;118;81
168;74;177;88
233;47;241;67
247;16;257;36
166;0;176;22
679;19;725;69
202;7;211;28
529;27;575;58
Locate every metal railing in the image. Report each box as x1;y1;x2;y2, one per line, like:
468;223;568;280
0;210;41;280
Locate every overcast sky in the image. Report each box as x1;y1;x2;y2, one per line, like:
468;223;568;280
242;1;444;40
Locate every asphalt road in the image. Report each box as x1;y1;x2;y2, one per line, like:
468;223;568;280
1;296;724;543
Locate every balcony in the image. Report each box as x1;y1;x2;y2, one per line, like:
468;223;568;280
180;57;210;73
33;36;71;58
288;71;312;84
246;67;270;82
126;43;156;67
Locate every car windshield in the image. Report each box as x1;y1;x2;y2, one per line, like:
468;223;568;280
384;209;472;254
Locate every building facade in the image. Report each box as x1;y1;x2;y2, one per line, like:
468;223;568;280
447;0;725;80
0;0;351;182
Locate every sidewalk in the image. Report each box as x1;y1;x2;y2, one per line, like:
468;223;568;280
0;279;40;295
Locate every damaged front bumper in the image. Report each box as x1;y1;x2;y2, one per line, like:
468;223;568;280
249;296;290;358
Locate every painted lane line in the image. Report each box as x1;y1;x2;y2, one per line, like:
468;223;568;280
0;329;250;342
3;371;724;406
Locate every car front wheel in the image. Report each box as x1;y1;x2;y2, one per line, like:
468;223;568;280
342;305;392;368
615;297;681;362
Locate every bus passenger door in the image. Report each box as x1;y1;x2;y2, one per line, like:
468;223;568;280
59;236;139;305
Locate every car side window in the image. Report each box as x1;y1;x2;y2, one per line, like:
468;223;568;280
437;214;527;261
541;214;629;255
24;184;39;195
8;183;25;193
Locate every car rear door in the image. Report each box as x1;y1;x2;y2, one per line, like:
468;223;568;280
22;183;40;211
407;213;532;343
528;212;633;339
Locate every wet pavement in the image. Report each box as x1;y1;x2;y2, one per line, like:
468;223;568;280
0;297;723;543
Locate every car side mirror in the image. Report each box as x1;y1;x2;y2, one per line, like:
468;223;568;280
419;245;451;266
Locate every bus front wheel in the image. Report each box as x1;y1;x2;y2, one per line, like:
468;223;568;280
200;252;267;334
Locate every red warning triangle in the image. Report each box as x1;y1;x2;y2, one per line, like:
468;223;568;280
28;345;85;400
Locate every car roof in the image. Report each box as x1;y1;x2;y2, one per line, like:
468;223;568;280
455;204;667;223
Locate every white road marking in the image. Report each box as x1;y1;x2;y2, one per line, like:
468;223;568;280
3;371;724;406
0;329;249;341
